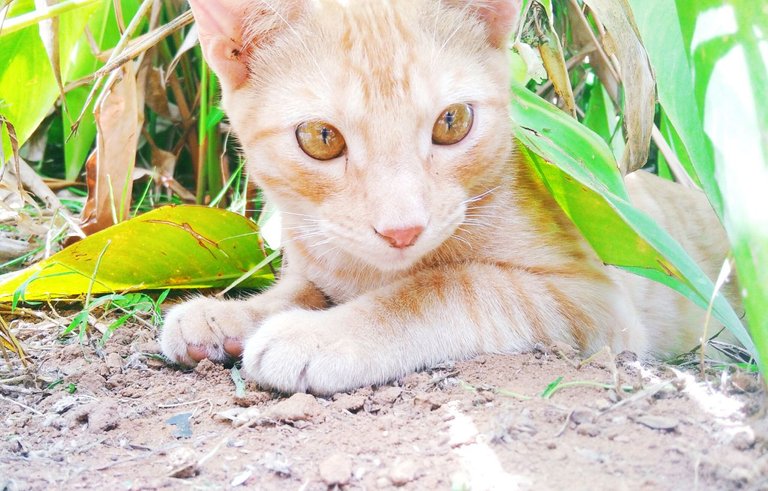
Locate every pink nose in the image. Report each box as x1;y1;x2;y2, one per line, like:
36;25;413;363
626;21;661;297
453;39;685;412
376;226;424;249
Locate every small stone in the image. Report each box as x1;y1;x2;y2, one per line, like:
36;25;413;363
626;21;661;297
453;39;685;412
576;423;601;437
333;394;367;413
168;447;199;479
51;395;78;414
594;398;612;411
727;467;754;483
267;393;322;422
388;459;418;486
319;453;352;486
570;407;596;425
74;371;106;394
373;387;403;405
731;430;756;451
70;399;120;432
414;393;447;411
635;415;678;432
105;353;123;371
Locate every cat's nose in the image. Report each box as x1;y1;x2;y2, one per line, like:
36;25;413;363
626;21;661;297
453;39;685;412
376;226;424;249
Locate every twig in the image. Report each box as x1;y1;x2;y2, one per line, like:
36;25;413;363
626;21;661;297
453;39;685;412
0;394;42;415
0;384;40;394
651;125;698;188
158;397;211;409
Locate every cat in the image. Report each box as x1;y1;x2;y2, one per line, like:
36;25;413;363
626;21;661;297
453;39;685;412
160;0;733;395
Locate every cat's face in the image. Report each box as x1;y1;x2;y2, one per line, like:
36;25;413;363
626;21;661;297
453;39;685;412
217;0;514;271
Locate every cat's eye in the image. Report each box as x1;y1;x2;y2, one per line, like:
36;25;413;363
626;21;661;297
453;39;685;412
432;103;474;145
296;121;346;161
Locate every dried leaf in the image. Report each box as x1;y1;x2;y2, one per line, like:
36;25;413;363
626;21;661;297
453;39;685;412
519;2;576;116
81;62;143;235
145;67;172;119
583;0;656;174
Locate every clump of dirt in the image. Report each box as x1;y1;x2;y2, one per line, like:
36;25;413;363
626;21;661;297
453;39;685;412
1;318;766;490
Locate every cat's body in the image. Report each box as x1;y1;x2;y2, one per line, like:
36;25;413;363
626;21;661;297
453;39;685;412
160;0;732;394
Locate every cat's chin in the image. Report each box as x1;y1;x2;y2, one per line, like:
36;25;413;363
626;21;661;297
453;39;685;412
352;247;426;273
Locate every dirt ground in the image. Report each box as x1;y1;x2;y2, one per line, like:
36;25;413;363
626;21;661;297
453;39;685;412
1;312;766;491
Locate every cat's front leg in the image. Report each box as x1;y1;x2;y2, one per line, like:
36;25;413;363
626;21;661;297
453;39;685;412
241;262;634;395
160;275;326;366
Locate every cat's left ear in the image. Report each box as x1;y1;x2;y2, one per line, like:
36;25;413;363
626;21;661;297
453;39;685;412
449;0;521;48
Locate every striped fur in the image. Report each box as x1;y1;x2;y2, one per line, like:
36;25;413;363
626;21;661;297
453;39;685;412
160;0;734;394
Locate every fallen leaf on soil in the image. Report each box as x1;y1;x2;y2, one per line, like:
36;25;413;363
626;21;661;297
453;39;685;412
0;205;274;303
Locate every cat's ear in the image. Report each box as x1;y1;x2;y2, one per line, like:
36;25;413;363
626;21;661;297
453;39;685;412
448;0;521;48
187;0;305;91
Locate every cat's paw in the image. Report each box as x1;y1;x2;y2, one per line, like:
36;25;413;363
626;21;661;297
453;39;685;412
241;309;373;395
160;297;259;366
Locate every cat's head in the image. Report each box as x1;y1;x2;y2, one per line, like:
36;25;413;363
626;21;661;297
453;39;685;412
191;0;520;271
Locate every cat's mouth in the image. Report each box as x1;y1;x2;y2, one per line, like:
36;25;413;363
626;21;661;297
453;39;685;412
341;216;465;272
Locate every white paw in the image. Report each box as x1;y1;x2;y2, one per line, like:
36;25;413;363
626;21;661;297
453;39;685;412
241;309;387;395
160;297;257;366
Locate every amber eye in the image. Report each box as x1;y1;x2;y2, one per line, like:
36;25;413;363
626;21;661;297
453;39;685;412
296;121;346;161
432;103;474;145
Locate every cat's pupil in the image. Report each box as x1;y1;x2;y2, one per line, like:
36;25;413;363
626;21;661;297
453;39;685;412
445;111;455;129
321;127;331;145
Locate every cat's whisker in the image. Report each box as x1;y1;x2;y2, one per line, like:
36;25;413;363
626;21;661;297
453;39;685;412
462;185;500;205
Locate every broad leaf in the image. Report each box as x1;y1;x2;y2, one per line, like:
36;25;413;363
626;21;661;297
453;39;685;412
0;206;274;303
630;0;767;377
510;83;754;355
0;0;100;162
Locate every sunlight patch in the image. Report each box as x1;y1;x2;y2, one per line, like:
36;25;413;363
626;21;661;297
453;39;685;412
445;401;530;490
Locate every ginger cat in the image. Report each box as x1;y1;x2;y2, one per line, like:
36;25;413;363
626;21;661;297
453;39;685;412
160;0;732;395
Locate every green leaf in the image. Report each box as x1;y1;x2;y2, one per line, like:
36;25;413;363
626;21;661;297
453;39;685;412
631;0;767;379
541;376;563;398
63;0;142;180
0;0;100;161
509;83;754;355
0;206;275;303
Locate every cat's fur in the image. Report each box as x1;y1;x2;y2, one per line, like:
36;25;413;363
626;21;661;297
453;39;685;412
160;0;732;395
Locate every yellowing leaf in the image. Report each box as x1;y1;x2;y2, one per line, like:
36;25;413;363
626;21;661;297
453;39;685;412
0;206;274;303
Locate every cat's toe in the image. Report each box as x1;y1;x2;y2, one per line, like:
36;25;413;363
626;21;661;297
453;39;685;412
160;297;251;366
241;309;356;395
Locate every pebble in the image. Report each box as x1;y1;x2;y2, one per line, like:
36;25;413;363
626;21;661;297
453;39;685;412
268;393;322;422
70;399;120;432
373;387;403;405
105;353;123;371
332;394;367;413
576;423;601;437
167;447;199;479
570;408;595;425
731;430;756;451
413;393;447;411
319;453;352;486
635;415;678;432
388;459;418;486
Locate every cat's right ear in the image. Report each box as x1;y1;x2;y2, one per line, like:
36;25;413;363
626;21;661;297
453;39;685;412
187;0;251;90
187;0;305;92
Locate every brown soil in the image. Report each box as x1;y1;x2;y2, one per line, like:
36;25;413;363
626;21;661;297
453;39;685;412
1;315;766;491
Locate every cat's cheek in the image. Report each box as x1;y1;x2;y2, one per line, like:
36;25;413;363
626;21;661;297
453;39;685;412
241;309;360;395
